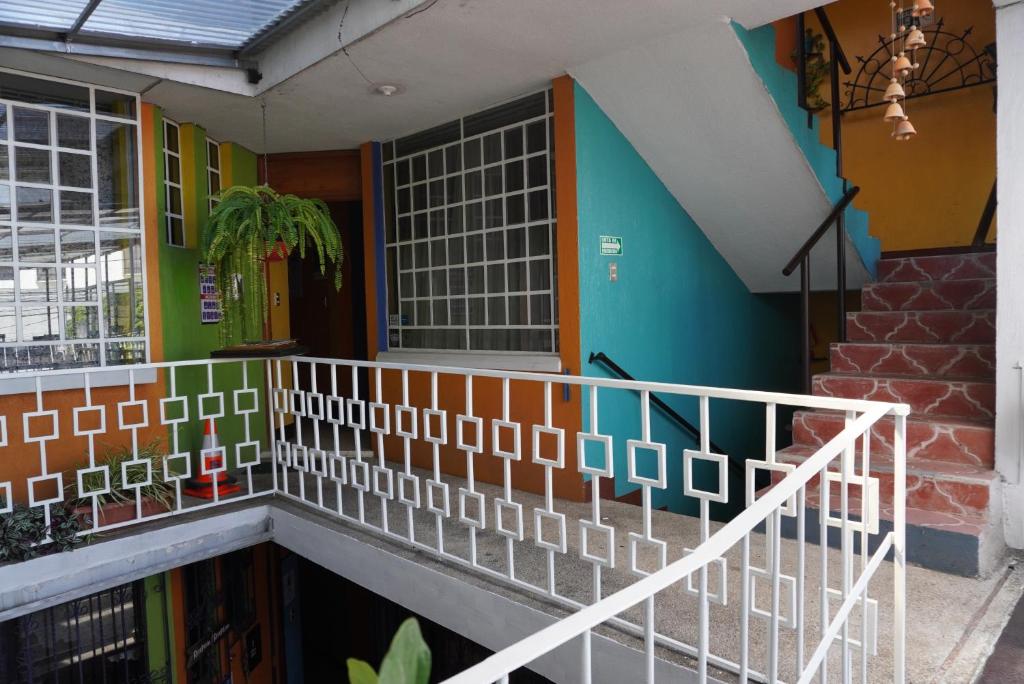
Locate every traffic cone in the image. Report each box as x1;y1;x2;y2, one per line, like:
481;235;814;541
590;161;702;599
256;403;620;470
184;419;240;498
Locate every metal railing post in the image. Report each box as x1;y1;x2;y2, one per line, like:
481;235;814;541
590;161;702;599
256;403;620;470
837;199;847;343
801;257;811;394
893;411;907;683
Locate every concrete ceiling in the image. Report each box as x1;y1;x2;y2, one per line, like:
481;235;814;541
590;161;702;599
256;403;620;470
1;0;867;292
5;0;827;153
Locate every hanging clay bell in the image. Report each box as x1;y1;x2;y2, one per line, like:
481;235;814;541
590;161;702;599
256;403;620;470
906;28;927;50
884;78;906;102
893;118;917;141
884;101;906;123
913;0;934;18
894;54;914;78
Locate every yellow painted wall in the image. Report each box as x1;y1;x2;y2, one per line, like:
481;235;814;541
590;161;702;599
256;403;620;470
805;0;996;252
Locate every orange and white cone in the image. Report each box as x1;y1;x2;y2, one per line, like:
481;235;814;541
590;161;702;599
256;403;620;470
184;419;240;498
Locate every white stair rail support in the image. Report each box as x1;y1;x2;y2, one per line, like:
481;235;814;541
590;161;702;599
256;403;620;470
438;403;904;684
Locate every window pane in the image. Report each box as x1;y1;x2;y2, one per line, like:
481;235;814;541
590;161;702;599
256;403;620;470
95;91;137;119
22;305;58;340
529;260;551;291
0;227;11;260
96;120;139;228
0;184;9;221
15;147;50;183
17;226;56;261
504;128;523;159
166;155;181;184
13;107;50;145
57;114;91;150
0;305;15;342
164;122;179;153
60;190;94;225
0;103;7;140
64;305;99;339
99;233;144;337
60;229;96;263
106;340;146;365
59;152;92;188
0;147;8;180
0;73;89;112
208;141;220;169
16;187;53;222
483;133;502;165
63;266;97;302
18;266;57;302
0;266;13;303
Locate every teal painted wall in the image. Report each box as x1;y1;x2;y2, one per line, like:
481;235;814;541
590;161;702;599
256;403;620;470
733;22;880;276
152;111;267;464
574;83;799;517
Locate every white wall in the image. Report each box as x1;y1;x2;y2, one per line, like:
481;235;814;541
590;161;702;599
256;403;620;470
995;0;1024;548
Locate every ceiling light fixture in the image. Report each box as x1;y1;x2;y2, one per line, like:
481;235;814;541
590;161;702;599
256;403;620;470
372;84;402;97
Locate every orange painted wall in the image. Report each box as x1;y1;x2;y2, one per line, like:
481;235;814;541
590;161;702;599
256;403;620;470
2;104;168;504
780;0;996;252
361;77;586;502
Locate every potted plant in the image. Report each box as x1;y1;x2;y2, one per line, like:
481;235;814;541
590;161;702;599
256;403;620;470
0;503;84;563
67;440;175;526
203;185;344;345
792;28;832;112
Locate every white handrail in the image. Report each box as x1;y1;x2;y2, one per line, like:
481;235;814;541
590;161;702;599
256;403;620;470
440;403;895;684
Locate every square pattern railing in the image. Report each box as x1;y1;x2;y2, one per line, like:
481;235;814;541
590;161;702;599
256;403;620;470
0;355;908;683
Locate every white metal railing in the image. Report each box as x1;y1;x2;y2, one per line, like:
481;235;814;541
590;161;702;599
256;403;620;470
266;356;908;684
0;355;908;683
0;358;275;540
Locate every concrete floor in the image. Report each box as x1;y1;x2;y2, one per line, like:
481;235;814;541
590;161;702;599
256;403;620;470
258;438;1024;684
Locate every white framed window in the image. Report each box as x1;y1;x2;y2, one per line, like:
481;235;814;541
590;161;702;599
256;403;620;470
162;118;184;247
0;67;148;372
206;137;221;212
381;91;558;355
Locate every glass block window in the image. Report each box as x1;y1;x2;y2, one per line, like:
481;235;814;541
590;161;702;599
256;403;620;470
207;138;221;212
382;91;558;353
0;69;147;372
163;118;184;247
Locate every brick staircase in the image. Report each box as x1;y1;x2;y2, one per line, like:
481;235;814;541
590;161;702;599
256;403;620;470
778;251;1003;576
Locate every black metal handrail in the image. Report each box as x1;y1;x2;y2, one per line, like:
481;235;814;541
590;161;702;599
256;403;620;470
587;352;740;475
972;178;997;247
782;185;860;394
783;186;861;276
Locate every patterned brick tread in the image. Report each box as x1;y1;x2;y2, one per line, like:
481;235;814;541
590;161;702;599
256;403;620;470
861;278;995;312
877;252;995;283
846;310;995;344
777;445;996;518
813;373;994;420
791;410;994;468
829;342;995;380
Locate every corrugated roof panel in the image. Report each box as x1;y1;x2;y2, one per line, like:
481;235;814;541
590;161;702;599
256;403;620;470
80;0;309;48
0;0;92;32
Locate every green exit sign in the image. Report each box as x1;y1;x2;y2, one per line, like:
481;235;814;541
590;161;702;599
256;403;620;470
599;235;622;256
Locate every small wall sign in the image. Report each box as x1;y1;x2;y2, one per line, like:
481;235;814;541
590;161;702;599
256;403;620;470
199;265;222;324
599;235;623;256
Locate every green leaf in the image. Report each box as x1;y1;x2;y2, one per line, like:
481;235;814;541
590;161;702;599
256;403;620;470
347;659;379;684
378;618;431;684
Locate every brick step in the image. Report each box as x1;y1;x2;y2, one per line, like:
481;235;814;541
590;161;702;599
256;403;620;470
847;310;995;344
829;342;995;380
792;410;994;468
813;373;994;420
777;444;997;518
877;252;996;283
861;278;995;312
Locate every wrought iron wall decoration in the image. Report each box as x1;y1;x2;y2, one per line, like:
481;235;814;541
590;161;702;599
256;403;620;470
844;17;996;119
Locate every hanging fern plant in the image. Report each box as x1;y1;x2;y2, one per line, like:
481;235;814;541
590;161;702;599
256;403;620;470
203;185;343;344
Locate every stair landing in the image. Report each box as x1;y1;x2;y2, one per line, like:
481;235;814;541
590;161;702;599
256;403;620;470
780;251;1003;576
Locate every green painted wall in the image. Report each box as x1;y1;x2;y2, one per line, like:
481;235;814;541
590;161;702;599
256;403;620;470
151;110;267;463
143;573;174;680
574;83;800;517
